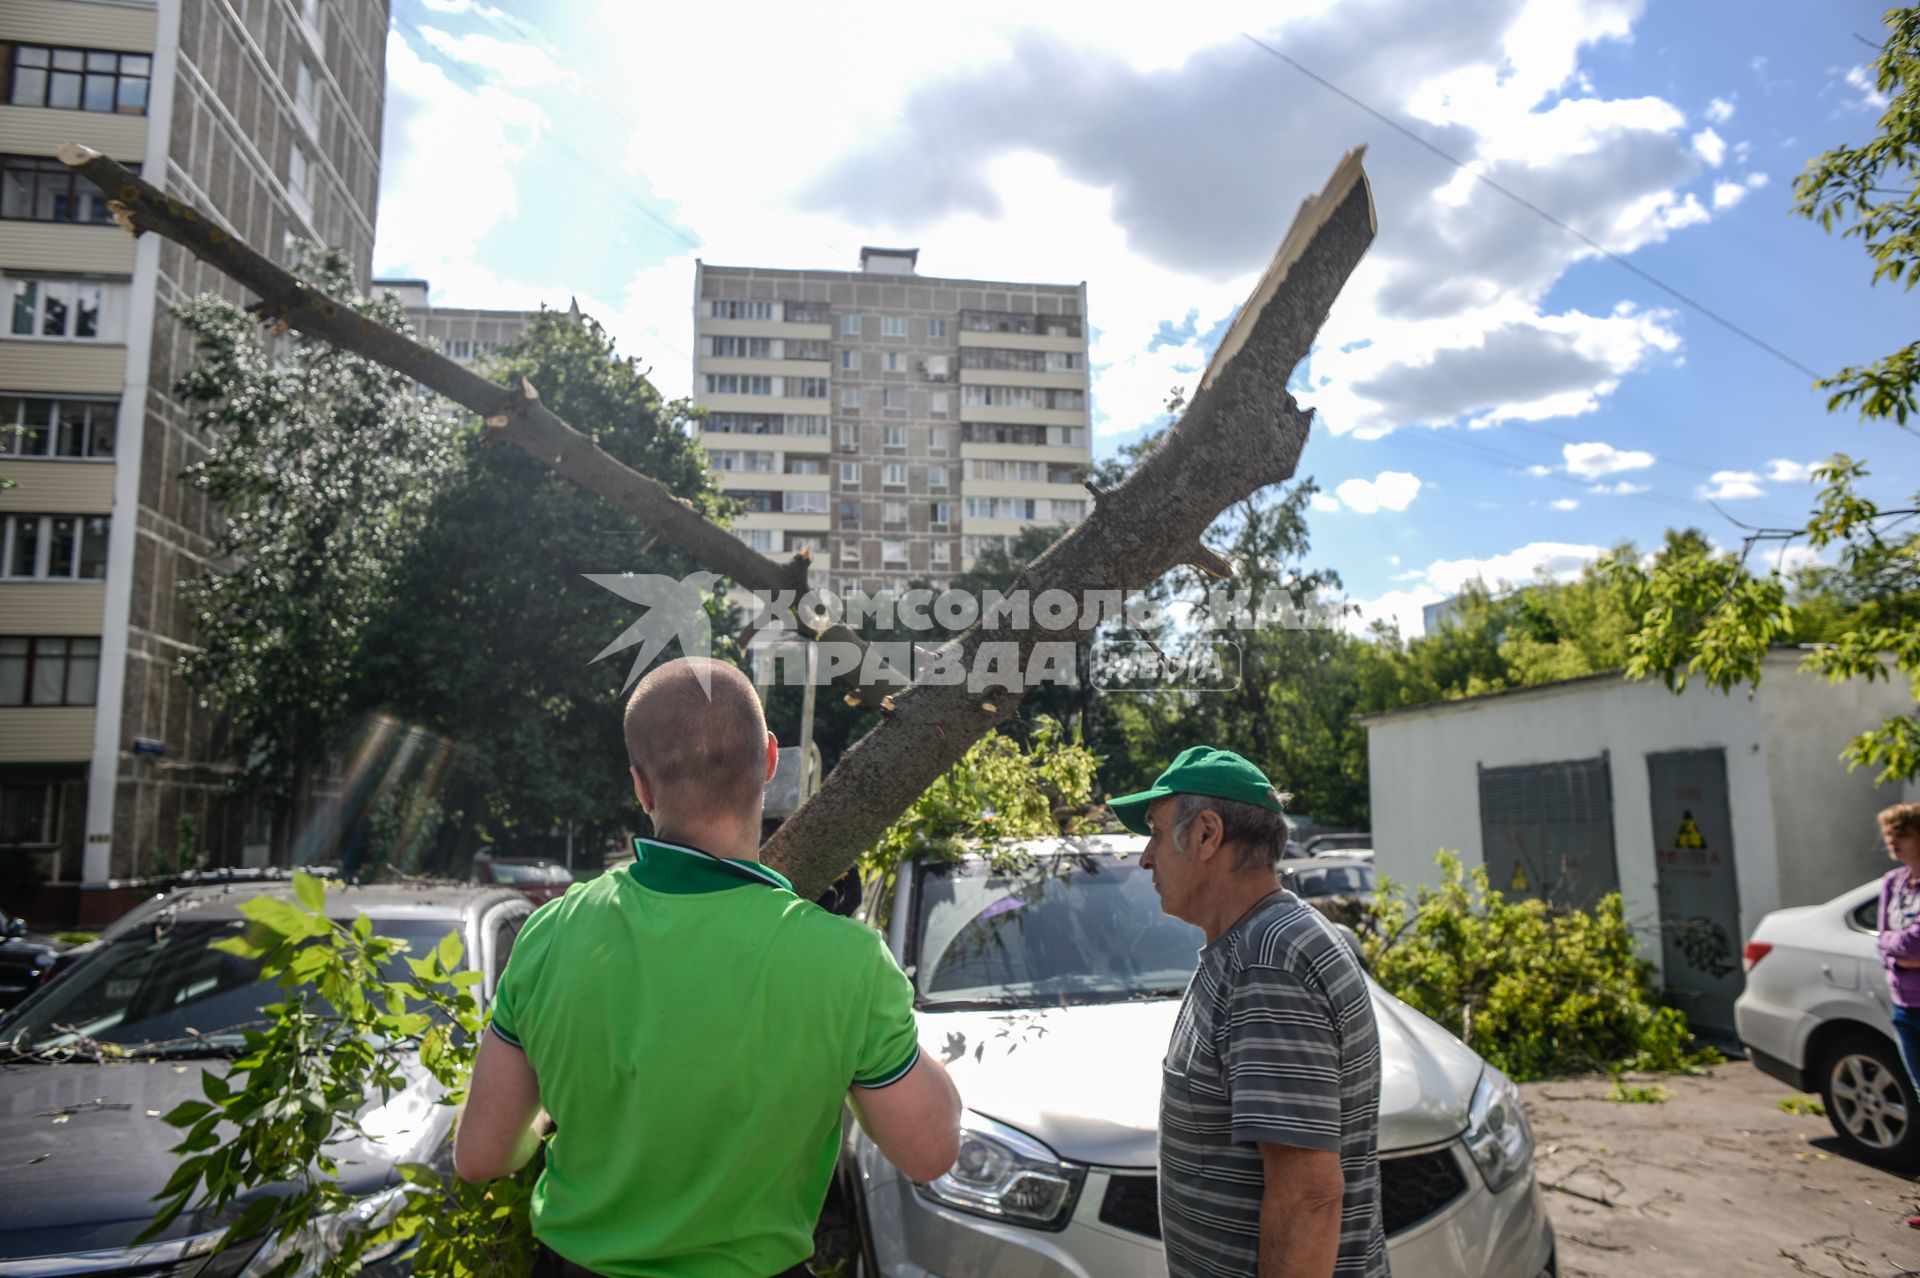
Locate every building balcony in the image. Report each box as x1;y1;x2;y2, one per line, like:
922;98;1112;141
0;705;94;763
956;404;1086;428
956;366;1084;390
0;104;147;160
697;393;833;417
961;515;1068;537
711;470;830;493
0;221;134;274
699;317;832;342
958;441;1088;466
735;510;830;533
699;429;829;455
0;341;127;395
960;310;1083;340
698;356;832;380
0;458;115;513
0;580;105;633
961;478;1088;501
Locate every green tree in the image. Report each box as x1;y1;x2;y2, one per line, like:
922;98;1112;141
1614;7;1920;783
175;246;460;819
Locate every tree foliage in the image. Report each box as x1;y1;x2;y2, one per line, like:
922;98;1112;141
1365;853;1717;1081
143;872;534;1277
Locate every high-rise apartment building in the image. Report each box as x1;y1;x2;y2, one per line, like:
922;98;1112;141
0;0;388;916
692;249;1091;596
372;276;542;365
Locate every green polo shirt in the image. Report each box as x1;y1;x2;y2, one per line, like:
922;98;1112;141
489;838;920;1278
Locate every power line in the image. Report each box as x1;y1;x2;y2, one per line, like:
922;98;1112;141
1238;31;1825;383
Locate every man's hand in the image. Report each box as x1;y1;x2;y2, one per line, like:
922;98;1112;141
1257;1142;1344;1277
454;1030;546;1182
1896;957;1920;970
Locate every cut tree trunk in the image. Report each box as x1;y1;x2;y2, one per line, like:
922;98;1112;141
61;142;1376;901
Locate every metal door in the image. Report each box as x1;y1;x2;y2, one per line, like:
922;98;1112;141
1646;748;1742;1036
1478;756;1621;913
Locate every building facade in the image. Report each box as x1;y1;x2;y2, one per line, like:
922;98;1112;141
0;0;387;916
692;249;1092;595
371;276;541;365
1360;651;1920;1037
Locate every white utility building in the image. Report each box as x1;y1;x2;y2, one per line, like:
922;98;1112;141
1359;649;1919;1036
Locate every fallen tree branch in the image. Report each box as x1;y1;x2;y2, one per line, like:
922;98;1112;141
63;141;1377;900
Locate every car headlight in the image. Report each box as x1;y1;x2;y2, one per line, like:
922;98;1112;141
912;1112;1086;1231
1462;1065;1534;1194
239;1185;414;1277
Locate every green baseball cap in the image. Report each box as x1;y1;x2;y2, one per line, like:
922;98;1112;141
1106;745;1289;836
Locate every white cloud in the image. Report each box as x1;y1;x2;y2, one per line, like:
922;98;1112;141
1550;497;1580;510
1746;171;1770;189
1705;96;1735;123
1699;470;1766;499
1712;180;1748;210
416;28;565;87
1562;440;1656;478
1524;464;1555;477
1691;127;1727;166
1310;492;1343;513
1343;586;1447;638
1332;471;1424;514
1588;480;1649;495
1764;458;1815;482
1846;65;1891;111
1348;538;1609;635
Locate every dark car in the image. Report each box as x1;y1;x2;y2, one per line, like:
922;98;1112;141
0;880;531;1272
472;854;574;905
1282;856;1378;902
0;913;69;1012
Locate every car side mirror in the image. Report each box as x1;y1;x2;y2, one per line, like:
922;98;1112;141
1331;922;1369;975
4;917;25;939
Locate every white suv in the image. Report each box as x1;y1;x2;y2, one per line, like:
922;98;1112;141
1735;878;1919;1168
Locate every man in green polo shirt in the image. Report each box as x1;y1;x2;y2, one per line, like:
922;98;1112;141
454;657;961;1278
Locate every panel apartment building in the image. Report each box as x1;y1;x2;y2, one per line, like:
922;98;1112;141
691;249;1092;595
0;0;388;916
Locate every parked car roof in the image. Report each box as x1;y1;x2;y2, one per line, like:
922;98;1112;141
96;878;523;940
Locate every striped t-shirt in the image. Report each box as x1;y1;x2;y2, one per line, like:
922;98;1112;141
1159;891;1388;1277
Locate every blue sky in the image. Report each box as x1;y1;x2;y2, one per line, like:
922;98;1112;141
373;0;1918;634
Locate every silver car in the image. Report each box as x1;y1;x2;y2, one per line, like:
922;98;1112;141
843;838;1556;1277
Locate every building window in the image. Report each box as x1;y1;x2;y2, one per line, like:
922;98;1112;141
882;425;906;449
881;539;907;565
928;318;948;339
884;352;903;373
880;316;908;338
930;391;949;418
6;45;150;115
0;783;60;847
7;277;111;341
882;501;908;526
0;636;100;706
784;414;828;435
840;462;860;486
705;374;774;396
1050;499;1086;523
288;142;314;220
840;539;860;564
929;427;949;451
293;60;319;136
882;388;904;411
787;458;823;475
839;387;860;411
928;465;948;489
841;313;862;336
1045;426;1085;448
709;336;772;358
838;499;861;528
2;513;110;579
837;423;859;450
882;463;908;488
840;349;856;371
0;396;116;458
737;528;776;552
932;501;952;526
789;377;829;398
932;541;951;566
966;497;1037;521
446;339;472;360
710;299;774;321
709;449;775;472
0;155;137;224
784;490;828;514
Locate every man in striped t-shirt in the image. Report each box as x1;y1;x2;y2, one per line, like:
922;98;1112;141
1111;746;1388;1278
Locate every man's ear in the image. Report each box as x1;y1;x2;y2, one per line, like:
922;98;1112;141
763;730;779;784
1193;809;1226;863
631;765;655;811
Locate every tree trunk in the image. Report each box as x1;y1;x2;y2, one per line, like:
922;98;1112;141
61;143;1377;901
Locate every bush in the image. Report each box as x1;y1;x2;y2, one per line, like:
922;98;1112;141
1363;851;1718;1081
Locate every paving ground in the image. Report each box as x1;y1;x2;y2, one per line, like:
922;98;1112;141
1522;1062;1920;1277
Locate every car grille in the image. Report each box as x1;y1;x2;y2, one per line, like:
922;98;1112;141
1379;1147;1469;1235
1096;1147;1469;1243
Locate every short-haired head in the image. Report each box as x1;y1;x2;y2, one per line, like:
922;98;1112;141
1170;791;1289;872
624;657;768;817
1881;802;1920;840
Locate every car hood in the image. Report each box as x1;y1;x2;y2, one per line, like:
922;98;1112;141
0;1058;450;1260
921;981;1484;1168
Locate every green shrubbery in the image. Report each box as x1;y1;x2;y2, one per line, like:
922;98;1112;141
1363;851;1718;1081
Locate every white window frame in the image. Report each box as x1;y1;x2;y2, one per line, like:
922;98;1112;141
881;538;908;565
929;427;949;451
884;351;902;373
882;425;907;449
928;465;948;489
784;491;829;514
928;318;948;339
882;387;904;410
841;313;862;335
930;391;949;417
293;59;319;137
839;387;861;410
1;512;110;580
931;540;951;565
880;315;908;338
840;462;860;486
882;463;908;488
840;349;856;370
7;277;114;342
932;501;952;526
288;142;314;221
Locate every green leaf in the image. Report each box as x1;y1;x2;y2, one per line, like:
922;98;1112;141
448;970;484;986
161;1099;214;1127
435;930;465;973
201;1071;232;1106
240;896;326;939
396;1162;442;1188
292;871;326;914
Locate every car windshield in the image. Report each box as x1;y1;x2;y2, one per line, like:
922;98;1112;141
0;918;455;1054
1290;865;1376;897
487;862;571;885
909;853;1204;1009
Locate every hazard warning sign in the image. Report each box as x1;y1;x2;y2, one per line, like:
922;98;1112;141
1674;810;1706;849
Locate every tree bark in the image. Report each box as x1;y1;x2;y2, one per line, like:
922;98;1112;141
61;142;1376;901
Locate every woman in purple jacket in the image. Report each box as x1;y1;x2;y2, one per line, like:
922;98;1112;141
1878;802;1920;1093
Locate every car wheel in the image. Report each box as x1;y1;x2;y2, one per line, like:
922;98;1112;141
1819;1033;1920;1169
